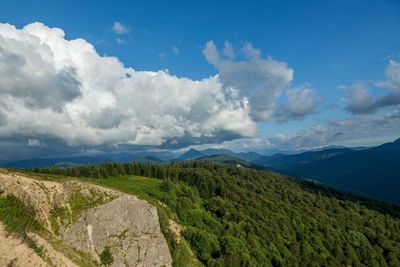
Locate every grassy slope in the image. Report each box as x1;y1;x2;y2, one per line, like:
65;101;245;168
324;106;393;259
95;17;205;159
12;163;400;266
23;172;202;267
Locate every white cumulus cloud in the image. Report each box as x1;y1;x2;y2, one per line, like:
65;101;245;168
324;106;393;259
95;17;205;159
0;22;256;147
275;85;320;122
376;59;400;90
343;83;376;114
203;40;294;120
344;63;400;115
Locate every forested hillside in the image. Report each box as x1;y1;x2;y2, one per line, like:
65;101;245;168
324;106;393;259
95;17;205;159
258;139;400;203
29;162;400;266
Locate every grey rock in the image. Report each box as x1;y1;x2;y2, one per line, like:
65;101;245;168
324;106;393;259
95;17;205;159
63;195;172;267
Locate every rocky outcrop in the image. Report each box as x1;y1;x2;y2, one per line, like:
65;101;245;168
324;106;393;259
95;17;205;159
64;195;172;267
0;170;118;233
0;170;67;232
0;169;173;266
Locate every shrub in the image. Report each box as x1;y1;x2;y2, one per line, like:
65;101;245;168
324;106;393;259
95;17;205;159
99;246;114;266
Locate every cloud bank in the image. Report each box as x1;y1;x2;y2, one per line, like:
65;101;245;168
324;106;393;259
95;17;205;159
186;57;400;152
0;22;324;153
267;111;400;150
0;22;258;147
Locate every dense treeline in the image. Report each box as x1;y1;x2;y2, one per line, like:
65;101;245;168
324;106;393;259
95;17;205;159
29;162;400;266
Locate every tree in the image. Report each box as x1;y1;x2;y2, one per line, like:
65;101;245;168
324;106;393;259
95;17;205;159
160;178;174;192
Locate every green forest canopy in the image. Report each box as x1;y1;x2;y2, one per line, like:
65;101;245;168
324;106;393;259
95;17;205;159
28;161;400;266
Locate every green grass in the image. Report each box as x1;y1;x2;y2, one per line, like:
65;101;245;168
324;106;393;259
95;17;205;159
83;175;163;201
23;234;45;258
0;194;42;234
48;187;111;235
47;237;97;267
68;189;109;221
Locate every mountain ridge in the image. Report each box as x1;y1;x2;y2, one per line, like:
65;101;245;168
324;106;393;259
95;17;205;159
25;161;400;266
3;138;400;203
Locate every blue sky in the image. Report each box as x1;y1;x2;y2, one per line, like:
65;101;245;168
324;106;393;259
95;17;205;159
3;1;399;79
0;0;400;158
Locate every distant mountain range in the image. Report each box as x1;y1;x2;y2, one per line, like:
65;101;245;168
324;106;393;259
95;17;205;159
2;138;399;203
265;139;400;203
2;154;165;169
175;140;400;203
177;148;265;162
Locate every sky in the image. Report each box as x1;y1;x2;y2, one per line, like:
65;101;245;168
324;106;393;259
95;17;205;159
0;0;400;160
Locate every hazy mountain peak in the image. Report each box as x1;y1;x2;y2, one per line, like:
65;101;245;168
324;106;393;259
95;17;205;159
177;149;204;160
